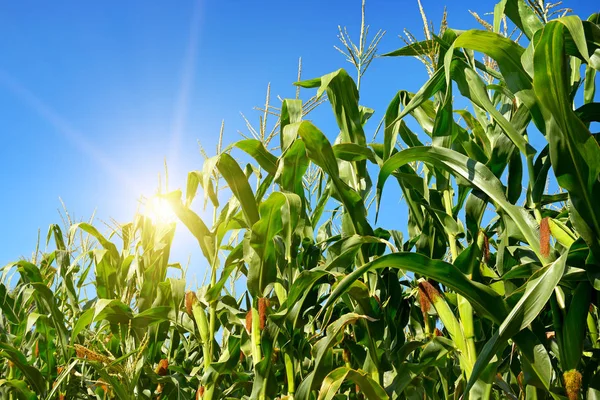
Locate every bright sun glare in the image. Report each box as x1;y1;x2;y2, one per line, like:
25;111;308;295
145;196;176;225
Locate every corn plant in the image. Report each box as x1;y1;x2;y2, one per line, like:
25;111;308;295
2;0;600;399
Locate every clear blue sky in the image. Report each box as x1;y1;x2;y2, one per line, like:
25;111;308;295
1;1;597;279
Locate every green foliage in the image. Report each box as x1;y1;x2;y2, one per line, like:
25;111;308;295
2;0;600;399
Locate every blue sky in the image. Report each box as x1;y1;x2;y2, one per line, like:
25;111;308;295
1;0;597;280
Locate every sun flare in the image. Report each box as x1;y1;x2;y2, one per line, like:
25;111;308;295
144;196;176;225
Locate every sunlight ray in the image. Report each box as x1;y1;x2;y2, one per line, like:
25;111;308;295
169;0;204;163
0;69;141;196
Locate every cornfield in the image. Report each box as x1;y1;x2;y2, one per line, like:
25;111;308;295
2;0;600;398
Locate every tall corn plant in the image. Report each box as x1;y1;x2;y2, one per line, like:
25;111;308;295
0;208;195;399
376;0;600;397
2;0;600;399
166;0;600;397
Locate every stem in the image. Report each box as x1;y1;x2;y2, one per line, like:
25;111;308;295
443;188;477;372
259;362;272;400
209;270;217;364
168;326;175;361
209;205;218;361
457;297;477;370
442;190;459;261
356;0;366;91
361;320;381;384
442;190;458;261
522;131;542;222
202;198;220;400
423;311;431;336
8;362;14;400
437;367;449;399
203;337;211;371
525;153;543;222
204;385;215;400
588;311;599;349
285;352;295;397
251;306;262;365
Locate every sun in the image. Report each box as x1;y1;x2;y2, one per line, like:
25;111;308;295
145;196;176;225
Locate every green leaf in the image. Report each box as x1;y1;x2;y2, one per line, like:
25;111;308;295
235;139;278;175
465;253;567;396
131;306;171;329
317;367;388;400
281;99;303;151
583;66;596;105
29;282;70;361
71;308;95;344
247;192;287;296
507;148;523;204
296;313;370;400
9;261;43;284
205;244;243;302
383;91;426;161
186;170;218;208
87;362;132;400
164;190;215;265
0;343;45;394
324;252;507;324
202;155;220;209
93;299;133;325
384;69;446;144
561;281;592;370
456;66;535;158
296;69;365;146
383;40;437;57
498;0;543;39
533;21;600;258
446;29;542;130
332;143;376;163
271;268;329;327
0;379;37;400
217;153;260;226
69;222;119;262
325;235;384;271
298;121;373;237
575;102;600;124
0;283;18;324
377;146;542;259
276;138;309;197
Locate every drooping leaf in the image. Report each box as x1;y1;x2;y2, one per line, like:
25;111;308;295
534;21;600;258
247;192;290;296
465;253;567;396
377;146;542;259
298;121;373;237
217;153;260;226
235;139;278;176
296;313;371;400
317;367;388;400
323;252;507;324
281;99;303;151
0;379;37;400
0;343;45;394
